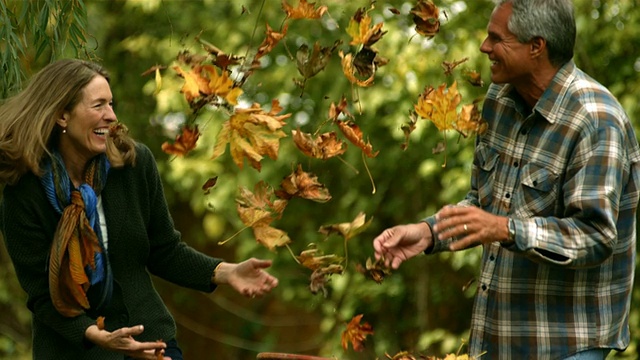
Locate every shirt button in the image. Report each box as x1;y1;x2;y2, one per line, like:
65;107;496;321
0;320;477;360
520;129;527;135
513;161;519;167
505;193;511;199
490;255;495;261
481;284;487;291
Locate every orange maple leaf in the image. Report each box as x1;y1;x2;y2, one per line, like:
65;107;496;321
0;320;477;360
329;95;352;121
161;125;200;156
211;100;290;171
411;0;440;38
341;314;374;352
292;129;347;160
441;57;469;76
356;257;392;284
282;0;328;20
456;100;487;137
297;246;343;272
414;81;461;131
276;164;332;203
335;120;379;158
346;7;386;47
296;41;341;80
172;64;243;106
255;23;288;63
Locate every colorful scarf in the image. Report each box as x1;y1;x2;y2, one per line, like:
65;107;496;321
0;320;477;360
41;151;113;317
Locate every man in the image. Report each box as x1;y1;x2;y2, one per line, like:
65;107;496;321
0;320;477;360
373;0;639;359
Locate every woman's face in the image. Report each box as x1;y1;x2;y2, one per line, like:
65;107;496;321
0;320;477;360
58;75;117;164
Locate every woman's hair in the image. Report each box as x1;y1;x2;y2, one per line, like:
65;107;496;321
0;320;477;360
0;59;136;185
495;0;576;67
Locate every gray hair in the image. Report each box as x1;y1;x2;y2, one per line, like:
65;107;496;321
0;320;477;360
494;0;576;66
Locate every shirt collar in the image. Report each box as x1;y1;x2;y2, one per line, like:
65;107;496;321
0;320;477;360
494;61;577;124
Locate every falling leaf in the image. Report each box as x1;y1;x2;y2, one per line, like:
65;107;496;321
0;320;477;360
400;111;419;151
161;125;200;156
339;51;376;87
211;100;290;171
464;69;485;87
172;64;243;106
411;0;440;38
282;0;328;20
414;82;461;132
356;257;392;284
202;176;218;195
341;314;374;352
292;129;347;160
335;120;379;158
297;246;343;271
276;164;332;202
254;23;288;63
329;95;352;121
318;212;373;241
296;40;341;80
346;7;386;47
386;351;417;360
456;100;487;137
441;57;469;76
353;47;388;79
236;181;290;250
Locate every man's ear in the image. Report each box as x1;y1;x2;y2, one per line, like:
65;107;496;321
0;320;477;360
530;36;546;59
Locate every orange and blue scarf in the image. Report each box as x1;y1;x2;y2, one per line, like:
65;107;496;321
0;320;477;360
41;152;113;317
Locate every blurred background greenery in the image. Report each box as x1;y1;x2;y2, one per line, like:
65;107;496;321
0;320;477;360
1;0;638;359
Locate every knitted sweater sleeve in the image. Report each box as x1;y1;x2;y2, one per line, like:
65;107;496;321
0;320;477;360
134;143;221;292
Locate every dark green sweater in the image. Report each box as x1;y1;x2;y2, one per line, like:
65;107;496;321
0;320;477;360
1;143;221;359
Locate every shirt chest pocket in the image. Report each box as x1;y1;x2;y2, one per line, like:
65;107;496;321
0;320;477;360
474;144;500;207
518;163;559;216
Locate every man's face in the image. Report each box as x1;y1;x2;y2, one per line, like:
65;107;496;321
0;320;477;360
479;2;533;85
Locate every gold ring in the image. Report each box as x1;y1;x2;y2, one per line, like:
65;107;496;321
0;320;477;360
463;224;468;231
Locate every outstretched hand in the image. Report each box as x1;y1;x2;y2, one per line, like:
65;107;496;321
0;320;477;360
84;324;170;359
372;222;433;269
214;258;279;298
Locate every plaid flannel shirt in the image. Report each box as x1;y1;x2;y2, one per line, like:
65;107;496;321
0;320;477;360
425;61;640;359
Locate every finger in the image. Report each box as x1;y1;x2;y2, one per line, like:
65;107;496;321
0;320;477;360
252;258;273;269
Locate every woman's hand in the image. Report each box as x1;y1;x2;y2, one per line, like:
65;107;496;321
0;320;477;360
213;258;279;298
84;324;171;359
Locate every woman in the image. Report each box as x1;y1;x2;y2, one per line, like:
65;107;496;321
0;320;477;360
0;59;279;359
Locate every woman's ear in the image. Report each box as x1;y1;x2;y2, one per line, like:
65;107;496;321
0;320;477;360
56;112;69;129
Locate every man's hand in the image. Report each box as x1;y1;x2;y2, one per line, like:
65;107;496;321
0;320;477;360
433;205;510;251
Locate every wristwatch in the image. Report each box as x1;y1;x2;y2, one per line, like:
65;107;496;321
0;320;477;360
506;218;516;243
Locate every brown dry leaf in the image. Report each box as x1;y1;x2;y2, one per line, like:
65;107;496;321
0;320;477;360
252;225;291;251
282;0;328;20
236;181;288;228
411;0;440;38
202;176;218;195
236;181;290;250
277;164;332;203
346;7;386;47
339;51;375;87
456;100;487;137
464;69;485;87
335;120;379;158
211;100;290;171
297;246;343;271
329;95;352;121
400;111;419;151
353;47;388;79
414;81;461;131
318;212;373;241
255;23;288;62
296;40;341;80
341;314;374;352
161;125;200;157
386;351;417;360
356;257;392;284
292;129;347;160
442;57;469;76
